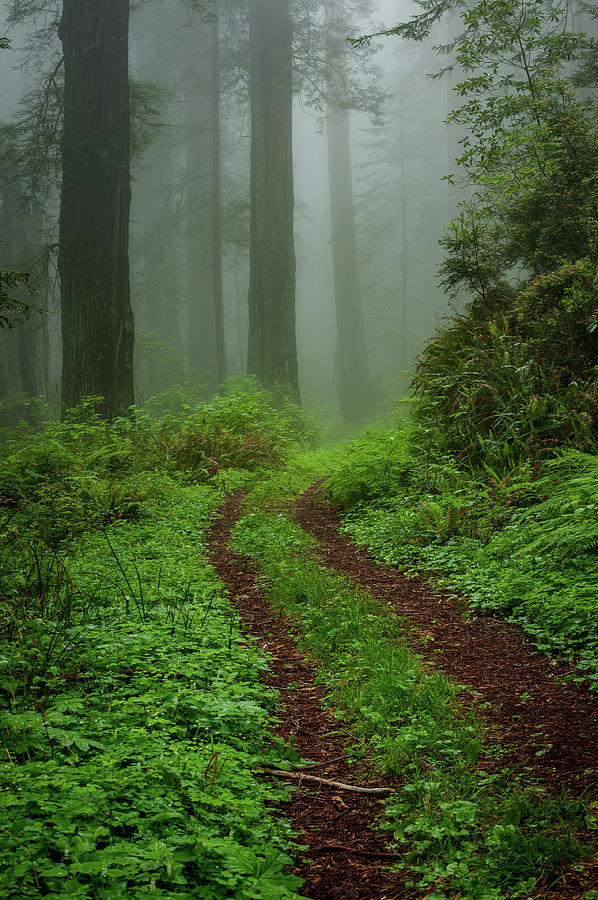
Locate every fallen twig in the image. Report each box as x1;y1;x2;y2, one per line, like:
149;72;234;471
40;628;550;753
262;766;395;795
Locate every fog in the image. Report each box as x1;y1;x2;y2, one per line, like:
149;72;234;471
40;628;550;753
0;0;465;421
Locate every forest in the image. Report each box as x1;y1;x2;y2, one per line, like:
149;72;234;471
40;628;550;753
1;0;598;897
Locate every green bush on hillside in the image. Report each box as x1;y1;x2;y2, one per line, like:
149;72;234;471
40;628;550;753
413;258;598;472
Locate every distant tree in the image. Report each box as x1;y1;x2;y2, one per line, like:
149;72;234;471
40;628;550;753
0;155;49;396
185;3;226;388
59;0;135;419
246;0;299;398
324;0;372;421
0;34;49;393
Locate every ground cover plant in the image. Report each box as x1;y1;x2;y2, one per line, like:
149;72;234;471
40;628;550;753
231;474;595;900
328;427;598;688
0;381;316;899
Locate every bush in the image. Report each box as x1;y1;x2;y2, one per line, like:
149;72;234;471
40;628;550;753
328;428;417;509
412;259;598;472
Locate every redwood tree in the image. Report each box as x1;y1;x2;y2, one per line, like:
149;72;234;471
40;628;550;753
246;0;299;398
59;0;134;419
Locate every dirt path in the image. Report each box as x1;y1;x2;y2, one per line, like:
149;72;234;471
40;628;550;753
207;493;410;900
207;485;598;899
293;484;598;797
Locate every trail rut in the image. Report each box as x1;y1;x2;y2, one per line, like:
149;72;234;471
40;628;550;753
207;492;410;900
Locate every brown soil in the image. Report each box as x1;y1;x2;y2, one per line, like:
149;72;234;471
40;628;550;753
207;492;410;900
293;483;598;797
293;483;598;899
207;485;598;899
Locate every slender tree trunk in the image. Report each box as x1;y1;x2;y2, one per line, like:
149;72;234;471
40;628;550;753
143;151;182;348
186;9;226;388
399;106;408;372
247;0;299;398
326;57;372;421
59;0;134;420
211;11;226;386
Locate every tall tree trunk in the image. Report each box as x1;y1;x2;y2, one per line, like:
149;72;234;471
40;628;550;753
186;9;226;388
398;101;408;372
211;11;226;386
59;0;134;420
326;56;372;422
247;0;299;398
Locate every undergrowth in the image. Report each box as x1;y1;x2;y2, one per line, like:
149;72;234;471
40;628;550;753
232;491;594;900
0;379;313;899
328;427;598;688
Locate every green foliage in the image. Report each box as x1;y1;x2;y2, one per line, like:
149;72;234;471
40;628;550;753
326;428;416;508
0;265;35;328
0;382;316;545
158;378;318;480
438;205;514;311
0;392;54;437
413;258;598;471
331;428;598;686
0;439;305;897
375;0;598;298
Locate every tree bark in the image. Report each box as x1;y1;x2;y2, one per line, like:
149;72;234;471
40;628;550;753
326;55;372;421
59;0;134;420
247;0;299;399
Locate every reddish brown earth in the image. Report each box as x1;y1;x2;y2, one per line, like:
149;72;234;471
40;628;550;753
207;486;598;899
207;492;410;900
293;483;598;899
293;483;598;797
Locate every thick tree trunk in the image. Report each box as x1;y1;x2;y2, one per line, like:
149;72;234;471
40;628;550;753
326;62;372;422
247;0;299;399
59;0;134;420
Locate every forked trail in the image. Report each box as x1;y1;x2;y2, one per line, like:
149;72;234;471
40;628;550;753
207;485;598;900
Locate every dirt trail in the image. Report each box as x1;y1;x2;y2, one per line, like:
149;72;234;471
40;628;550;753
207;492;410;900
207;485;598;899
293;483;598;797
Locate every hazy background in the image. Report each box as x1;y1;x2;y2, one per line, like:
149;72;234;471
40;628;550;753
0;0;463;417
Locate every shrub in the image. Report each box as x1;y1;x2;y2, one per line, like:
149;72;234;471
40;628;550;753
412;259;598;472
328;428;417;509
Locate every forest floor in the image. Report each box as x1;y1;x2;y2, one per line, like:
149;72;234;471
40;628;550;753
208;483;598;900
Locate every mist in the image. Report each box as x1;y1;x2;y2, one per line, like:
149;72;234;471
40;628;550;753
0;0;464;423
